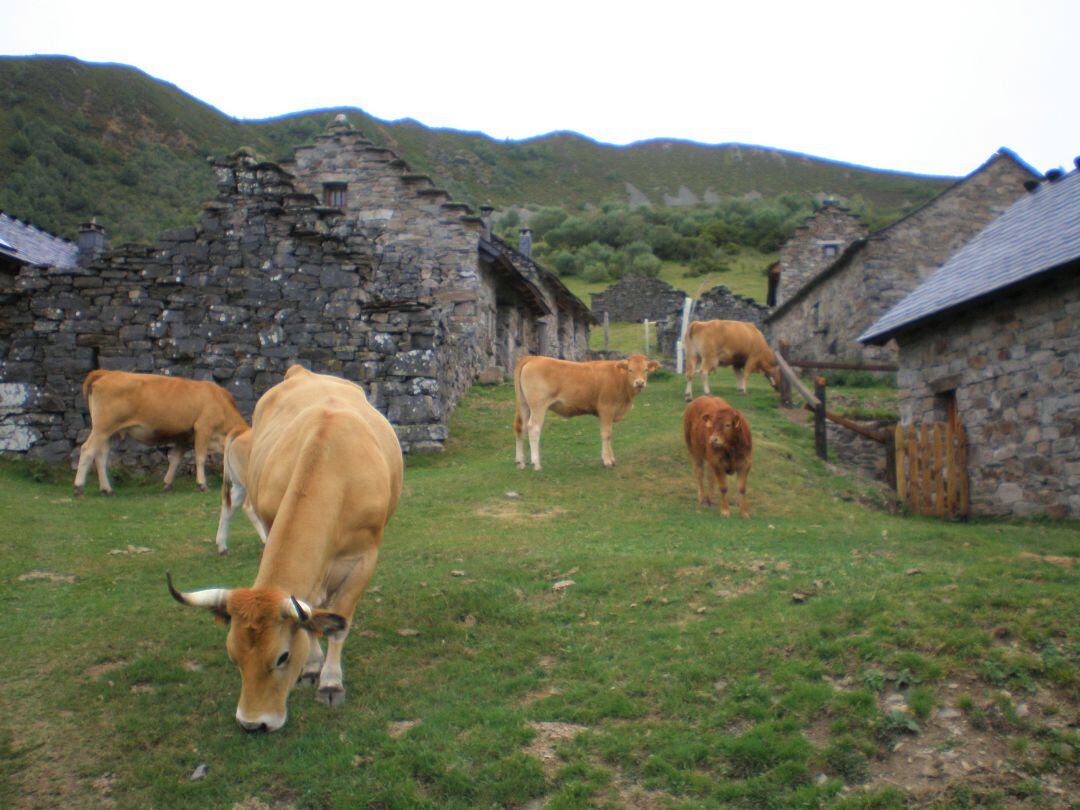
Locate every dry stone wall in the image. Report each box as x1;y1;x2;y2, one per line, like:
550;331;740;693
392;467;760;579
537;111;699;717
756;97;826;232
0;151;466;465
657;285;770;357
590;277;687;324
895;270;1079;518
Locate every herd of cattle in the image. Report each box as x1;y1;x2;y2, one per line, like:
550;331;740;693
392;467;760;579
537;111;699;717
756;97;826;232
68;320;779;731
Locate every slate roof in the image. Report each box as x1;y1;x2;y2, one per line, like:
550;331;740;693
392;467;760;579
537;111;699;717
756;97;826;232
0;213;80;269
860;166;1080;344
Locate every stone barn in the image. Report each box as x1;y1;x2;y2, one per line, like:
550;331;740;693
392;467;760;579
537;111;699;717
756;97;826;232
766;149;1039;363
861;164;1080;518
0;117;590;463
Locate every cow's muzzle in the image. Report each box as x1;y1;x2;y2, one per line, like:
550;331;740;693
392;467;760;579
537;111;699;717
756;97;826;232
633;380;646;391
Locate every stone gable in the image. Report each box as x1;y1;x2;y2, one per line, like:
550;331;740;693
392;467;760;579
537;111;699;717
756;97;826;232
776;202;867;307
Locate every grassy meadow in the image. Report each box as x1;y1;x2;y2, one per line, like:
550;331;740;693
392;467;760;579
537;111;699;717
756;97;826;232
1;370;1077;808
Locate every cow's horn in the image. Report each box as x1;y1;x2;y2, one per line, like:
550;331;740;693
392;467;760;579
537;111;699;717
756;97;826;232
166;572;230;612
287;594;311;623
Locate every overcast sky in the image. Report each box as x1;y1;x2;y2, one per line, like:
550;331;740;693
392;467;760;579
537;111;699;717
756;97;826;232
4;0;1078;177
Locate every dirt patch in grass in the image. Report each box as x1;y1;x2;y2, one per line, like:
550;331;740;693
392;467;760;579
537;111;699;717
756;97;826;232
16;570;75;584
523;721;589;778
84;660;127;679
387;719;421;738
1015;552;1073;569
520;686;561;707
474;502;567;525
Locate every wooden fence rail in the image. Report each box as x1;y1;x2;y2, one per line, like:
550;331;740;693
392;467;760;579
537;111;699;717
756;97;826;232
894;422;969;518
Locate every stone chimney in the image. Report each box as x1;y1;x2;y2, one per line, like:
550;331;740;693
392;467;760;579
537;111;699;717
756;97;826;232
77;219;106;263
518;227;533;259
479;205;494;240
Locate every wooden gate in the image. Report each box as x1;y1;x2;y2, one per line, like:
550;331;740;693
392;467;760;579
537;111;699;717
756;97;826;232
894;422;969;518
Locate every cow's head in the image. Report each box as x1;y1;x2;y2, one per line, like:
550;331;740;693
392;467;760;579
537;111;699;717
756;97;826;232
616;354;661;392
167;573;345;732
702;409;743;452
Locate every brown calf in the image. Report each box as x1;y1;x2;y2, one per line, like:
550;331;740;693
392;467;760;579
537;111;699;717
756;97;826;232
75;370;248;496
514;354;659;470
683;396;753;518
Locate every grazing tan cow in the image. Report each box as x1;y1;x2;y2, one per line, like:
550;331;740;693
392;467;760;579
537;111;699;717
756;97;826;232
683;396;753;518
74;370;248;496
213;426;268;555
168;365;403;732
514;354;659;471
683;320;780;400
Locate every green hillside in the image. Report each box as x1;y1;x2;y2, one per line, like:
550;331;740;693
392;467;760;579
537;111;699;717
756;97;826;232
0;55;954;245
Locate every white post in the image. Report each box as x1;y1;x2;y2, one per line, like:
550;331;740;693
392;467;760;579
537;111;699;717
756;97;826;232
676;297;694;374
603;311;610;352
643;319;651;356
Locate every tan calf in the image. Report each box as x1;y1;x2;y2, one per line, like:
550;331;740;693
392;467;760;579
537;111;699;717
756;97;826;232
169;365;403;732
683;320;780;400
514;354;659;471
74;370;248;496
683;396;753;518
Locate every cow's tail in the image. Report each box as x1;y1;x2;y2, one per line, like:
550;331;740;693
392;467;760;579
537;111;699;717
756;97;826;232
82;369;107;409
513;357;530;437
683;323;699;376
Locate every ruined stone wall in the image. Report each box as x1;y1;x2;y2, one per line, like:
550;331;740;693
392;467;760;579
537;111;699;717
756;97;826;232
776;203;867;307
767;154;1035;363
0;152;461;464
895;270;1079;518
590;277;687;324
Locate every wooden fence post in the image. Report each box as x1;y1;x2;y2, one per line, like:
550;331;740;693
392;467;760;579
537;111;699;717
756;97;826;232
884;428;897;491
894;425;906;504
814;376;827;461
603;312;610;353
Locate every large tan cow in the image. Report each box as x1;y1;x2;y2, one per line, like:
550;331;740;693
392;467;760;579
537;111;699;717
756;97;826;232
168;365;403;732
74;370;248;496
683;396;753;518
213;426;268;555
683;320;780;400
514;354;659;471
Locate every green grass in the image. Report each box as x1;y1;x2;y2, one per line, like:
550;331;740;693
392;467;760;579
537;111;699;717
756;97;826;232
561;249;773;307
1;371;1077;807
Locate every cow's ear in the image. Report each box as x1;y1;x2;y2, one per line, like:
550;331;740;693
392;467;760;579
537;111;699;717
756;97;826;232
733;417;741;429
615;360;629;371
305;610;348;640
702;414;712;427
647;360;660;371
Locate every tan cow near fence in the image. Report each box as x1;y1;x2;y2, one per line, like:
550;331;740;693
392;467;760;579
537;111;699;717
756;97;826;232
683;320;780;400
214;427;268;555
514;354;659;471
683;396;753;518
75;370;248;496
168;365;403;732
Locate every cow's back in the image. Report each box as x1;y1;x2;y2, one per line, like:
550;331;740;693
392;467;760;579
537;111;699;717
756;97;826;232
86;371;235;435
689;321;769;363
518;356;623;416
247;367;403;534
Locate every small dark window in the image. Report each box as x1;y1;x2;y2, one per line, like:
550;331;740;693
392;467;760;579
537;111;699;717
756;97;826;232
822;243;838;258
935;390;959;430
323;184;347;208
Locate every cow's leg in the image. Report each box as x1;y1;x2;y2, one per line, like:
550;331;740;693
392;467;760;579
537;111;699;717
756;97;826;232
73;431;105;496
94;436;113;495
527;406;547;472
735;364;748;395
701;366;712;396
299;637;324;686
214;478;242;554
684;355;696;402
515;398;531;469
243;499;269;544
715;465;731;517
694;458;712;507
600;413;616;468
316;546;381;707
162;445;184;492
737;462;751;519
192;425;211;492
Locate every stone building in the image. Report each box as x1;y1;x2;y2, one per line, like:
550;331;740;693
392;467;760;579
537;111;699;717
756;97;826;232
0;118;590;463
772;201;867;308
861;165;1080;518
766;149;1038;363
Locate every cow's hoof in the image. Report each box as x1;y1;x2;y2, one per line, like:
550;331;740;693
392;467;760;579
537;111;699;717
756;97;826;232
198;483;210;493
603;461;615;469
100;489;114;497
720;510;731;518
532;465;542;472
217;547;229;556
73;486;84;498
684;395;692;403
316;684;346;707
516;462;525;470
162;483;173;493
298;669;320;686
